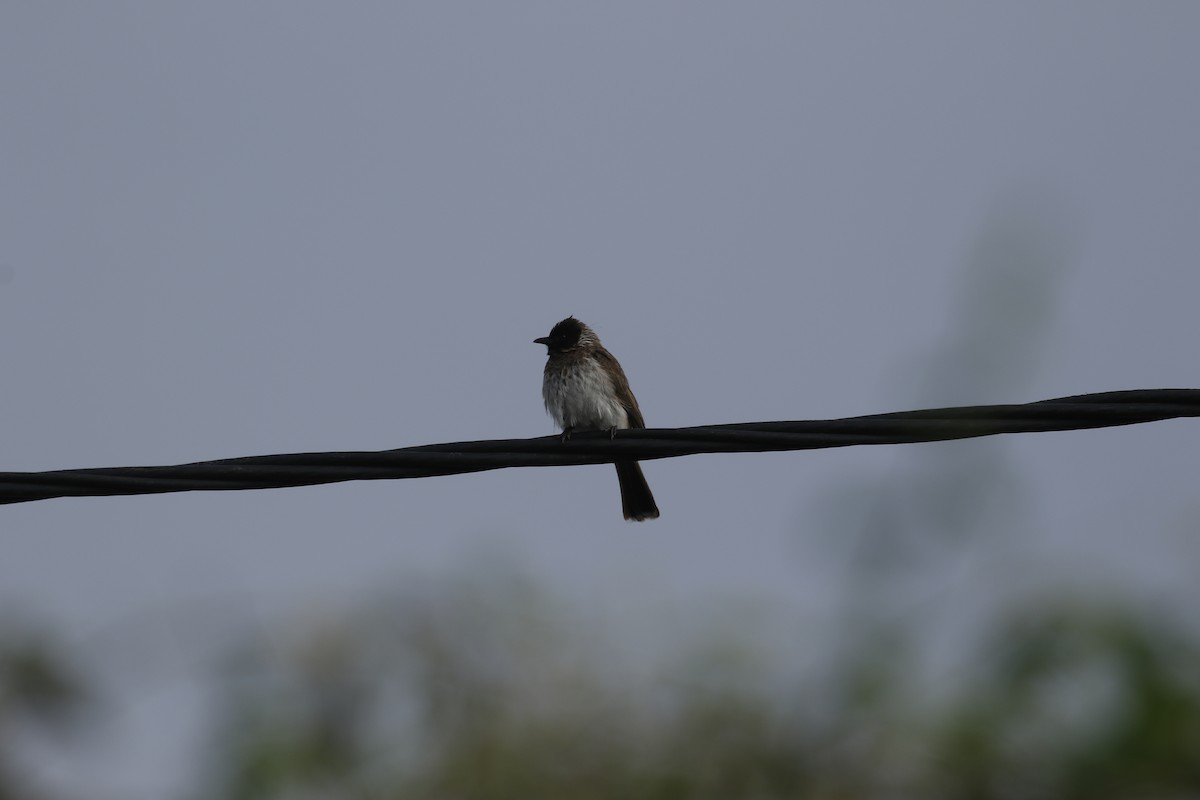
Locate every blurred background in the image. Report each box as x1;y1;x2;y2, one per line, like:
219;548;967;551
2;4;1200;798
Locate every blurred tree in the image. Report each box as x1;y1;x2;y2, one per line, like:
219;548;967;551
198;569;1200;799
933;601;1200;800
0;622;88;800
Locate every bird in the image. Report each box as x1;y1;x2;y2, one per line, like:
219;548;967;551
534;317;660;521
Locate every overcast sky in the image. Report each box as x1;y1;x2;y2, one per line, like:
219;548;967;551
2;4;1199;797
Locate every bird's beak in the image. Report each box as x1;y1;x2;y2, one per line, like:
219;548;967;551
533;336;551;346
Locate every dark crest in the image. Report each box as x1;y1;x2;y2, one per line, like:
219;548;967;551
536;316;587;352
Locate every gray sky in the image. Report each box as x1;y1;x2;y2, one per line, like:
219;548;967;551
2;4;1199;797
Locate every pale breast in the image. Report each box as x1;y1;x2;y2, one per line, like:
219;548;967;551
543;357;630;432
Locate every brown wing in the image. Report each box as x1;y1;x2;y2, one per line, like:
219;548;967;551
591;346;646;429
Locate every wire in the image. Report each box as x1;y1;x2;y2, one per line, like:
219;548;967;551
0;389;1195;506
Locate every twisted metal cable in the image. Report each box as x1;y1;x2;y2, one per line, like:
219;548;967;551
1;389;1196;506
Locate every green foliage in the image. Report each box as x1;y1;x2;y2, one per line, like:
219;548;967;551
0;623;88;800
188;575;1200;800
7;581;1200;799
934;603;1200;799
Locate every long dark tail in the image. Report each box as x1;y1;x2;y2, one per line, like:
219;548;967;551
615;461;660;521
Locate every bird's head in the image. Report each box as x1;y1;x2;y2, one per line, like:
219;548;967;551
534;316;596;353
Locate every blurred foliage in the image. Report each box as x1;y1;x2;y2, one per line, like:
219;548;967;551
5;580;1200;799
933;601;1200;800
0;621;88;800
176;572;1200;800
